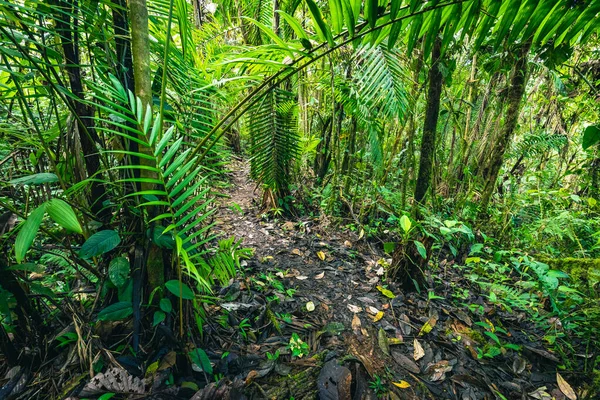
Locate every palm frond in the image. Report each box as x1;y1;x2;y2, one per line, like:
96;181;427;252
248;86;299;198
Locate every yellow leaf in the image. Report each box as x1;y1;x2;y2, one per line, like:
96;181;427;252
376;285;396;299
145;361;159;379
557;373;577;400
372;311;384;322
393;380;411;389
317;251;326;261
418;315;438;336
306;301;315;312
388;337;403;345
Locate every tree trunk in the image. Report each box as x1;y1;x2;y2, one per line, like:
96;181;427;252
479;42;531;214
413;39;443;211
52;0;108;221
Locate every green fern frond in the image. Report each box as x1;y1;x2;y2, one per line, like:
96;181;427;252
248;86;300;198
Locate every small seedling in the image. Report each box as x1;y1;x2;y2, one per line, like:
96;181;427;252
287;333;309;358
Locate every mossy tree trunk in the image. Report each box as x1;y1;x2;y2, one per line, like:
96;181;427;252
413;38;443;213
479;41;531;214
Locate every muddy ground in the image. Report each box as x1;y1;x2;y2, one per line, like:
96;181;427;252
197;160;585;400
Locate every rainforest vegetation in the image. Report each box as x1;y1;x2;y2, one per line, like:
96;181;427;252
1;0;600;398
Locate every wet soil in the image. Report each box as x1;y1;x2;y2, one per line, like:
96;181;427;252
203;160;586;400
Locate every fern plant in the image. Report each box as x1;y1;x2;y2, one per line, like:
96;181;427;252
90;75;229;293
248;86;300;207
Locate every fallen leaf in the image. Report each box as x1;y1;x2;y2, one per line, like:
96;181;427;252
306;301;315;312
314;272;325;280
426;360;452;382
557;373;577;400
317;251;326;261
159;351;177;370
296;275;308;280
378;328;390;356
372;311;384;322
392;381;411;389
376;267;385;276
419;315;438;336
528;386;552;400
376;285;396;299
344;240;352;248
358;229;364;239
291;248;302;256
275;271;284;278
413;339;424;361
352;314;361;334
347;304;362;313
388;337;403;345
366;306;379;315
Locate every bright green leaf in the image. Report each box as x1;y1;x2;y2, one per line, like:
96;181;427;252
165;280;195;300
46;199;82;234
15;204;46;263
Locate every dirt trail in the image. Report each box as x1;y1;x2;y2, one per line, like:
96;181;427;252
206;160;573;400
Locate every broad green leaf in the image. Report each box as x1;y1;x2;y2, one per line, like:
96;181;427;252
153;311;166;326
160;298;173;313
582;125;600;150
165;280;195;300
9;173;58;186
15;204;46;263
8;263;43;273
109;257;130;288
189;348;213;374
97;301;133;321
80;230;121;259
366;0;378;29
46;199;82;234
414;240;427;259
399;215;411;233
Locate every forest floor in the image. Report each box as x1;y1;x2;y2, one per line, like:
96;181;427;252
194;159;581;400
0;160;587;400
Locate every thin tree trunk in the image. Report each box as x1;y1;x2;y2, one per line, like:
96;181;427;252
479;42;531;214
413;39;443;212
53;0;108;220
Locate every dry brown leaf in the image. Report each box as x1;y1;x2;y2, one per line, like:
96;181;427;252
296;275;308;280
557;373;577;400
347;304;362;313
291;248;302;256
352;314;361;334
158;351;177;370
314;271;325;280
317;251;326;261
427;360;452;382
344;240;352;248
413;339;425;361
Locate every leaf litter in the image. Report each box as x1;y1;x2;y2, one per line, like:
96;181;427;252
7;161;592;400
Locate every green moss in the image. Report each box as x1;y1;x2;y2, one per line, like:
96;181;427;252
536;257;600;283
